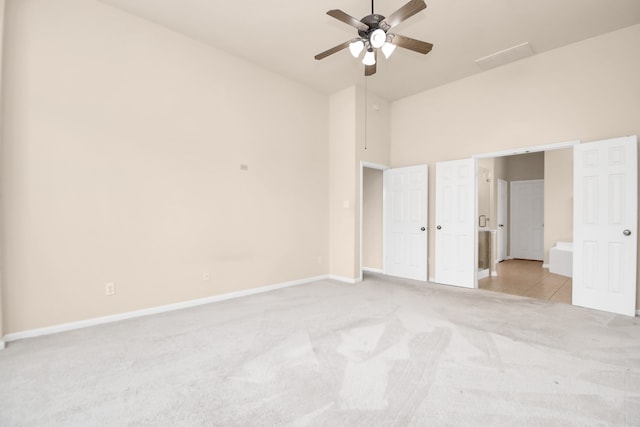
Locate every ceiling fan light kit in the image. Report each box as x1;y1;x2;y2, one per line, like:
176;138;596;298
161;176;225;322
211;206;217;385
363;50;376;66
370;28;387;48
349;40;365;58
315;0;433;76
381;41;396;59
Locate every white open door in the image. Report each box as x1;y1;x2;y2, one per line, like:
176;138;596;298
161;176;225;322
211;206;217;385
434;159;476;288
573;136;637;316
383;165;428;281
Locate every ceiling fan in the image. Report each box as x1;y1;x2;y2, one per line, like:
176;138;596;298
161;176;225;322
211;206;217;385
315;0;433;76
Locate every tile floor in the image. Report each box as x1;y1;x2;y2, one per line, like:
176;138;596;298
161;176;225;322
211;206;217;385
478;259;572;304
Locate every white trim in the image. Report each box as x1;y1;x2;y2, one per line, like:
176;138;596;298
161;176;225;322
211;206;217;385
542;263;550;269
360;161;390;283
0;340;5;351
478;269;490;280
329;275;361;284
472;140;580;159
363;267;383;274
2;275;329;343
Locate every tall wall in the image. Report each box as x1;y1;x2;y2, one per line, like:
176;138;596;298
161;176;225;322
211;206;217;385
0;0;6;348
329;87;358;280
329;85;391;281
356;87;391;277
1;0;329;334
391;24;640;306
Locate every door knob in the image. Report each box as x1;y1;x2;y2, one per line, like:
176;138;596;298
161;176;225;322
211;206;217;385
498;224;504;228
623;229;632;236
437;225;442;230
421;227;426;231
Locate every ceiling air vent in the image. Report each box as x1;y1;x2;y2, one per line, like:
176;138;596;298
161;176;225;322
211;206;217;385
475;42;534;71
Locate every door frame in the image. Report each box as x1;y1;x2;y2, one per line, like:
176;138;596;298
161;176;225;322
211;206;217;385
360;161;389;282
471;140;579;289
497;178;508;262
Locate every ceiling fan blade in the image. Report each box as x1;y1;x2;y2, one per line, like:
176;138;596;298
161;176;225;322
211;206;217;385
380;0;426;29
391;34;433;54
327;9;369;31
365;51;377;76
314;40;351;60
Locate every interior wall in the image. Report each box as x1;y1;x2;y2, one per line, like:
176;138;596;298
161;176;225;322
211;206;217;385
362;168;383;270
390;24;640;308
0;0;6;347
505;152;544;181
329;87;358;280
1;0;330;334
328;84;391;281
356;86;391;278
544;148;573;263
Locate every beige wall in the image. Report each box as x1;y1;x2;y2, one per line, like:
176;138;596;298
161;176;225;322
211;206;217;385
363;168;383;270
0;0;5;345
1;0;329;333
544;148;573;263
329;87;358;279
391;24;640;307
506;152;544;181
356;87;391;277
329;85;390;281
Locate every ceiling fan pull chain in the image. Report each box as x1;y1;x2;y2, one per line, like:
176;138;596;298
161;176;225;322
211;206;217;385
364;76;368;150
371;0;374;14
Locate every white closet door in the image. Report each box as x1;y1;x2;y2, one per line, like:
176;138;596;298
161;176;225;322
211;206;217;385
434;159;476;288
383;165;428;281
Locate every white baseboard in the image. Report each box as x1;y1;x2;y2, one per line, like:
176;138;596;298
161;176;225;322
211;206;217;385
329;275;360;284
478;269;490;280
491;271;498;277
542;263;549;269
362;267;383;274
2;274;329;344
0;340;5;351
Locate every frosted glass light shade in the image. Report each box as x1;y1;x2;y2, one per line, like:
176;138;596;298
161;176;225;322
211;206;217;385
381;42;396;59
370;29;386;48
349;40;364;58
362;50;376;66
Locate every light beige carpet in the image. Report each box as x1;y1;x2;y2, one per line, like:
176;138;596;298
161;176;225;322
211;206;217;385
1;273;639;426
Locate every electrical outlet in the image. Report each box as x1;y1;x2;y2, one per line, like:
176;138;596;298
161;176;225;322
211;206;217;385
203;272;210;281
105;282;115;296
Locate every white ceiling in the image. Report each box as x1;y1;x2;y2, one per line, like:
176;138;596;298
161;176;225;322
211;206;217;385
98;0;640;101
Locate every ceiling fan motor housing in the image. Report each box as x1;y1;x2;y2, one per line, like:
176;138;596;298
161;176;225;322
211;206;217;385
358;14;386;39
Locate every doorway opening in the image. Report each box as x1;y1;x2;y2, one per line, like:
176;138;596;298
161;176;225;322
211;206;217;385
362;166;385;276
473;141;577;305
360;162;388;281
